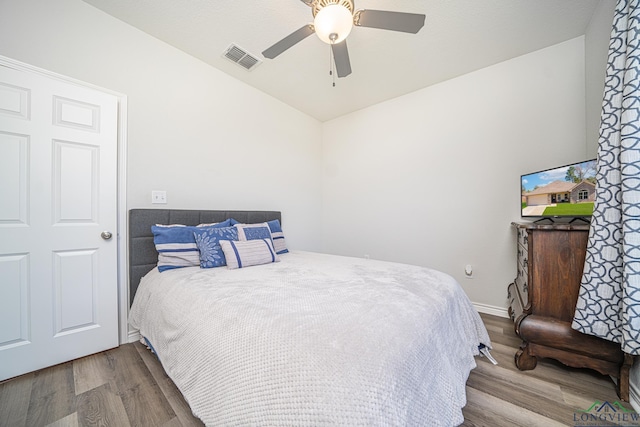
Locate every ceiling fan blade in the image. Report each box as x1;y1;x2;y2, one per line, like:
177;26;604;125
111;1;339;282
331;41;352;78
354;10;425;34
262;24;315;59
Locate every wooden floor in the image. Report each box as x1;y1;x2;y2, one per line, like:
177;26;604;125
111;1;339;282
462;314;634;426
0;313;634;427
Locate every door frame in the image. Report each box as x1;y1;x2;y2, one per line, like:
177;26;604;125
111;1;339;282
0;55;130;345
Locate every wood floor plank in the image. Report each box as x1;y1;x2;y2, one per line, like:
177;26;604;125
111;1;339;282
463;386;568;427
467;368;578;422
119;382;177;426
73;350;116;396
75;382;130;427
44;412;78;427
480;315;512;334
134;342;204;427
471;358;565;402
160;416;187;427
486;328;523;348
109;344;159;392
26;362;76;427
480;320;504;334
511;356;619;398
462;400;532;427
0;371;33;426
111;344;176;426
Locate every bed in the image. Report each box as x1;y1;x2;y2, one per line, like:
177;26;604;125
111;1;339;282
128;209;491;426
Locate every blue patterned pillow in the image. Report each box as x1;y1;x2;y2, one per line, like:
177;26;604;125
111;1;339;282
152;219;232;272
235;222;274;244
193;226;239;268
266;219;289;255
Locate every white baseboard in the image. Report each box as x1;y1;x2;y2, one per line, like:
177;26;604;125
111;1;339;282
473;302;509;318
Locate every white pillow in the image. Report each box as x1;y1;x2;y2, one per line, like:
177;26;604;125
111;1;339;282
219;239;279;269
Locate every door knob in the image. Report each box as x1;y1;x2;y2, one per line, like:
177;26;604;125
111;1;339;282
101;231;113;240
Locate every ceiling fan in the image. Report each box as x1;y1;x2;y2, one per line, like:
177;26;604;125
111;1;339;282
262;0;426;79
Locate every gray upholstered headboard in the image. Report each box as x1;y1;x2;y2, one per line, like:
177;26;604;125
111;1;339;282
128;209;282;306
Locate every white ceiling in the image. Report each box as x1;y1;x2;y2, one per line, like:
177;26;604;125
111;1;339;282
81;0;601;122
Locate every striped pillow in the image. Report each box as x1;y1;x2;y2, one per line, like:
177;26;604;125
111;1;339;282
152;220;232;272
219;239;279;269
266;219;289;255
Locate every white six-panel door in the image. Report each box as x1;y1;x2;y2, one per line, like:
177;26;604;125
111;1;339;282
0;64;119;381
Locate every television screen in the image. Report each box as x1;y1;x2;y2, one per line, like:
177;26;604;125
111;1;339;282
521;159;597;218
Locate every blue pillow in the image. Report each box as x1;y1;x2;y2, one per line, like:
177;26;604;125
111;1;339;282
193;226;239;268
152;219;232;272
267;219;289;255
235;222;273;241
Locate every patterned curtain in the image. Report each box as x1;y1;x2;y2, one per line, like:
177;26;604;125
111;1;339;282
572;0;640;355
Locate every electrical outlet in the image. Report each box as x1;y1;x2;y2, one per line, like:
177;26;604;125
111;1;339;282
464;264;473;278
151;190;167;204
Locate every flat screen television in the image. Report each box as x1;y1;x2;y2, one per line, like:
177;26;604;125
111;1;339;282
521;159;597;218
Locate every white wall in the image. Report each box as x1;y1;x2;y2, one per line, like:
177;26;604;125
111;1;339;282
585;0;616;156
0;0;323;251
321;37;587;311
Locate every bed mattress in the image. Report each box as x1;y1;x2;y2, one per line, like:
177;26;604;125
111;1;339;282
129;251;490;426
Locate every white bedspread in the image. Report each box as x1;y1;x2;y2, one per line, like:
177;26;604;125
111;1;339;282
129;251;490;426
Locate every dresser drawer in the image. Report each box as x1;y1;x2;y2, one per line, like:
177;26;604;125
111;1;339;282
516;248;528;301
515;274;528;305
508;282;524;321
517;248;528;277
517;239;528;265
517;227;529;249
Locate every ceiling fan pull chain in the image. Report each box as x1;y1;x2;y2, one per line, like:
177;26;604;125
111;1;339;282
329;43;336;87
332;56;336;87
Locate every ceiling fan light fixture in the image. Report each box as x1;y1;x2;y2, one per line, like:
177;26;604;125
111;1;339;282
314;4;354;44
263;0;425;81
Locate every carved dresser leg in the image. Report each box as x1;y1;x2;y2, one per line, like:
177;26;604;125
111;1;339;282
618;353;634;402
515;341;538;370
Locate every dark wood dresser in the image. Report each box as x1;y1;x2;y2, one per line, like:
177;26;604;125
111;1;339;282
508;222;633;401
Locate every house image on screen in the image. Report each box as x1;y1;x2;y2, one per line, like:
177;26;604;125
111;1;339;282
523;180;596;206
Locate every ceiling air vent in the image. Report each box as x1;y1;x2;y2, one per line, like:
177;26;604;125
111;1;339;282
223;44;262;71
